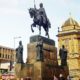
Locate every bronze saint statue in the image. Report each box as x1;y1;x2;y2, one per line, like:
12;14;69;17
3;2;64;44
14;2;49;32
59;45;68;66
36;36;44;61
16;41;23;63
29;3;51;38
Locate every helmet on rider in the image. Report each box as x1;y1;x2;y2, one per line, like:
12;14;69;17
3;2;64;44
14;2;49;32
39;3;43;8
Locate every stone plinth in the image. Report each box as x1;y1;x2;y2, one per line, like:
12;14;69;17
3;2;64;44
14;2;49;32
30;35;55;45
27;35;58;80
15;63;33;78
27;35;57;64
15;35;69;80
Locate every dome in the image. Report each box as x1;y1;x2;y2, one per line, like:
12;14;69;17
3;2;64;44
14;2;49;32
62;17;79;27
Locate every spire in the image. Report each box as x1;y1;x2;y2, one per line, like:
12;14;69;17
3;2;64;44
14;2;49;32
69;12;72;18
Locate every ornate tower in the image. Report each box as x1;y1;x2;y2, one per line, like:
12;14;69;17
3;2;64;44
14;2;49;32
57;17;80;80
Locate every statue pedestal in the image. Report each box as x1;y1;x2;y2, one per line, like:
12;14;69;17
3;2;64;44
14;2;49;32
15;63;34;78
15;35;69;80
27;35;58;80
15;63;22;77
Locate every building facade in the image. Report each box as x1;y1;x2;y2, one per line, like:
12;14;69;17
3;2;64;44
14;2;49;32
57;17;80;80
0;45;15;74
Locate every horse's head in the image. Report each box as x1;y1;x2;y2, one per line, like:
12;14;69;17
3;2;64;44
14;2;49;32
29;8;35;18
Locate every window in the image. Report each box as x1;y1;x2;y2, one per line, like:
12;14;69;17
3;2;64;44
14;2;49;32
5;54;7;59
0;53;1;57
2;54;4;58
8;55;9;59
11;55;12;59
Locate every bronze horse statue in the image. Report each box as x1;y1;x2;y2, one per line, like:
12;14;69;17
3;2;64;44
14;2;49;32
28;8;51;38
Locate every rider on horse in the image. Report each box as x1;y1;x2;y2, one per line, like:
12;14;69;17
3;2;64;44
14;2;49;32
34;3;51;27
38;3;47;24
29;3;51;38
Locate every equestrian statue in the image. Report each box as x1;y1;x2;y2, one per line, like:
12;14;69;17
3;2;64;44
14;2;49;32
29;3;51;38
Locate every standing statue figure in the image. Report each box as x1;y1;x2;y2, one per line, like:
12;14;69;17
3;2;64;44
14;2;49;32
36;37;44;61
29;3;51;38
59;45;68;66
16;41;23;63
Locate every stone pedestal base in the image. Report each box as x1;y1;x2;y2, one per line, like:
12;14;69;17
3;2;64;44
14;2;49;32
15;63;33;79
15;35;69;80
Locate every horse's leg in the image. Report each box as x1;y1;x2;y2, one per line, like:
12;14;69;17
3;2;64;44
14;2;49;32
45;23;50;38
31;24;34;32
46;28;49;38
39;26;41;35
46;29;49;38
43;26;48;36
43;25;49;38
31;23;36;32
47;18;51;28
47;32;49;38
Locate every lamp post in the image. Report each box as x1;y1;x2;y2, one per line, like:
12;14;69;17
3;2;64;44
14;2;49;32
14;36;21;49
13;36;21;62
11;36;21;72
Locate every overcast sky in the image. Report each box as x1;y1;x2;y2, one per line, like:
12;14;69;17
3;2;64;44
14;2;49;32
0;0;80;62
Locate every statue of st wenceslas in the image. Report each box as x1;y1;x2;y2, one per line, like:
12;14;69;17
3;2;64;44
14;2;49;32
16;41;23;63
29;3;51;38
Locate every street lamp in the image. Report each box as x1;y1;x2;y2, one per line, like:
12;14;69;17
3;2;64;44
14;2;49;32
12;36;21;69
14;36;21;49
13;36;21;63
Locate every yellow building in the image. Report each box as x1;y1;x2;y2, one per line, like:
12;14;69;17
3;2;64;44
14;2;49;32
57;17;80;80
0;45;15;74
